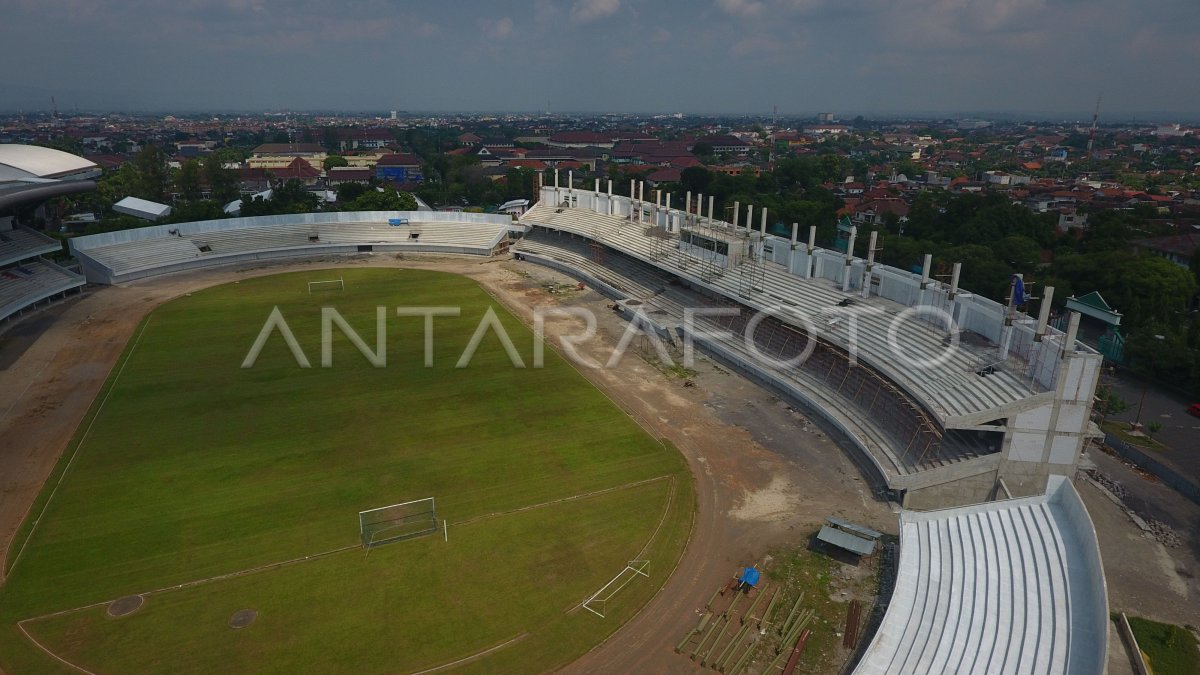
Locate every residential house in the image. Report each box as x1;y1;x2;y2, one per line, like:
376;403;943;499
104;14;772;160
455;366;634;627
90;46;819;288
1132;233;1199;268
375;153;423;183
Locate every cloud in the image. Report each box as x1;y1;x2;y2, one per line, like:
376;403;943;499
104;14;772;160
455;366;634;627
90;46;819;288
650;27;671;43
715;0;764;17
571;0;620;23
481;16;514;40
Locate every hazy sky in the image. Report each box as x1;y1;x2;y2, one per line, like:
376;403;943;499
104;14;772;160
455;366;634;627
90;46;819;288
3;0;1198;117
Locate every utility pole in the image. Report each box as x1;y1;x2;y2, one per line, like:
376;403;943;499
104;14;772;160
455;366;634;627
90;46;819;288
1085;94;1101;158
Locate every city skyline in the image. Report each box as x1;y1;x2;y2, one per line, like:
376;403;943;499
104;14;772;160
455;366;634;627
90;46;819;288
2;0;1199;118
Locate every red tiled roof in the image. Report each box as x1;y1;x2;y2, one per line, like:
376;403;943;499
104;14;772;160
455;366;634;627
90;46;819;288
505;159;548;170
646;167;682;182
377;153;421;166
548;131;613;144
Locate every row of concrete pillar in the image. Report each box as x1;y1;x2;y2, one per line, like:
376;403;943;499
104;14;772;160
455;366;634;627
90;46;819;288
547;176;1075;358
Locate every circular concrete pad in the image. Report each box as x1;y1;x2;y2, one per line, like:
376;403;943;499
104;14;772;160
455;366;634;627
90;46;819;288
107;595;144;617
229;609;257;629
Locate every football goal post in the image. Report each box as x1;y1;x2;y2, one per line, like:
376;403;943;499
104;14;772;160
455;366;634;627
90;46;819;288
308;278;344;293
582;560;649;618
359;497;437;549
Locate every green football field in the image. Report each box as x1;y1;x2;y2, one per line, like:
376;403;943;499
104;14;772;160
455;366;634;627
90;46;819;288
0;267;693;674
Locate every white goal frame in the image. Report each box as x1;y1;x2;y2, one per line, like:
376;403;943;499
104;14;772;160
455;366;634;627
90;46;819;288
359;497;437;549
308;278;344;293
582;560;649;618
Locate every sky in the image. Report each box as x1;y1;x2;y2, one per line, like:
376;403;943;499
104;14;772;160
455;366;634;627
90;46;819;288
2;0;1198;118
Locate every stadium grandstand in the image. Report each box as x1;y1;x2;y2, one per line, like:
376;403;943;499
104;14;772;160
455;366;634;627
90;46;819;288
853;476;1107;675
517;176;1112;674
0;145;96;321
517;175;1104;509
69;212;517;284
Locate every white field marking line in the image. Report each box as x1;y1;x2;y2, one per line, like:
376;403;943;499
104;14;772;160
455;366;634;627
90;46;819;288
4;315;154;579
19;544;359;626
571;478;676;617
16;620;98;675
634;475;677;561
405;633;530;675
450;475;672;528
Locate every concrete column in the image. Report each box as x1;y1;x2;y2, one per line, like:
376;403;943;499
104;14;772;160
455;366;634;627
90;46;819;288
842;226;857;292
760;207;767;235
707;195;714;223
948;262;963;331
665;192;672;231
920;253;932;289
1063;311;1081;356
630;179;637;221
790;223;799;247
607;179;613;215
805;225;817;278
861;230;878;299
554;169;560;189
746;204;754;234
732;201;740;230
593;178;601;212
1036;286;1055;341
568;171;574;204
685;191;692;216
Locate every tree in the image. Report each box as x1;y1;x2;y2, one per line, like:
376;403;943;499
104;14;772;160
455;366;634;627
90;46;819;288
335;181;370;203
203;156;240;204
691;141;714;158
240;179;319;216
345;188;418;212
679;167;712;195
324;155;348;171
163;200;225;224
323;126;340;152
129;145;169;201
175;159;202;202
1093;384;1129;419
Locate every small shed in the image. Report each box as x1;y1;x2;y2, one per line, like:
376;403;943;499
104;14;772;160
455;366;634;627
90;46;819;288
816;516;882;560
113;196;171;221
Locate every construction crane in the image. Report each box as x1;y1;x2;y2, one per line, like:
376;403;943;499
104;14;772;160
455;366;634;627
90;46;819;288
50;95;59;120
1085;94;1101;157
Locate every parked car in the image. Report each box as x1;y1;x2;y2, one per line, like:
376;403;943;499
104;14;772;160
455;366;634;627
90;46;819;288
1188;403;1200;418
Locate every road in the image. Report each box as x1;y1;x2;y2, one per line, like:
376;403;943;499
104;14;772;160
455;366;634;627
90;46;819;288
1105;372;1200;478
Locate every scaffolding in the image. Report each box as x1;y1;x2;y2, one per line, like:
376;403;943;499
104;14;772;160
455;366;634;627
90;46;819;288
737;231;766;297
645;223;672;261
677;215;734;283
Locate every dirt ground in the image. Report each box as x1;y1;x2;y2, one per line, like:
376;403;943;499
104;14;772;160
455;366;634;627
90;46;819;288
1079;447;1200;633
6;252;1192;674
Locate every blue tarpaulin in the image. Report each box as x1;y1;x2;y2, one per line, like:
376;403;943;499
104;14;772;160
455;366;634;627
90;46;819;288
1012;274;1026;305
739;567;760;587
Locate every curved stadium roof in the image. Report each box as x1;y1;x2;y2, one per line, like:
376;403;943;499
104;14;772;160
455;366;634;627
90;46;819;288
0;145;99;210
0;144;99;180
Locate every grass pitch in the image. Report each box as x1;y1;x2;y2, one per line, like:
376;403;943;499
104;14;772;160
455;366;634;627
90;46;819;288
0;267;693;674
